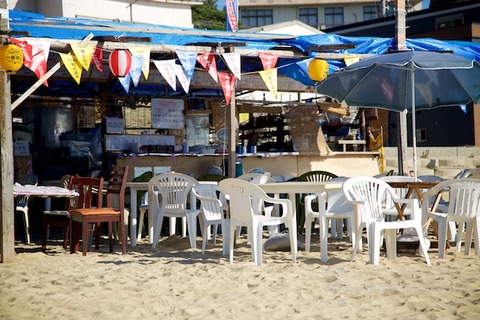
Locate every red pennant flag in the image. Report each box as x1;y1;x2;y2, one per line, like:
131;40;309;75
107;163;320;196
10;37;34;68
91;46;103;72
196;53;218;82
259;52;278;70
218;72;236;105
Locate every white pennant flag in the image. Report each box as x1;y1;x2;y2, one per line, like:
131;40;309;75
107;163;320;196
154;60;177;91
173;64;191;93
26;39;51;63
130;56;144;87
222;52;241;80
129;45;151;80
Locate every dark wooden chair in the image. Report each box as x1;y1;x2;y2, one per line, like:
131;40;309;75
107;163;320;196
69;166;129;256
41;176;103;252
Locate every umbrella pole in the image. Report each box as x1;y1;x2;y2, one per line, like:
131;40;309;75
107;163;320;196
410;62;417;180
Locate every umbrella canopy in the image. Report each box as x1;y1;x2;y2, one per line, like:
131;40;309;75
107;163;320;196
316;51;480;177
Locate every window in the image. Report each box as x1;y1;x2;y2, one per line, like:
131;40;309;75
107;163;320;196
416;128;427;142
436;14;464;30
241;10;273;28
299;8;318;28
363;5;379;21
325;7;343;28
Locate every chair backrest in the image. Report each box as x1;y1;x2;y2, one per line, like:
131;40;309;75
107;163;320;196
418;175;445;183
104;166;129;213
297;170;338;182
379;175;418;209
219;178;268;224
68;176;104;210
197;174;226;182
192;184;224;222
237;173;269;182
148;172;198;214
424;179;480;219
343;176;399;224
15;174;39;207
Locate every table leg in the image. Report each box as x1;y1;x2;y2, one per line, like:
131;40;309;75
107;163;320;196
288;192;298;254
130;190;137;246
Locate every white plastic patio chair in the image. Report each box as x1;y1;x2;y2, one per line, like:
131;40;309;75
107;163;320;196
191;184;228;254
343;176;431;265
15;174;39;244
149;172;199;250
304;177;354;262
219;178;297;266
422;179;480;259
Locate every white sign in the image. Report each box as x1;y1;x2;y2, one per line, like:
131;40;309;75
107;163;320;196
151;98;184;129
106;117;125;134
14;140;30;156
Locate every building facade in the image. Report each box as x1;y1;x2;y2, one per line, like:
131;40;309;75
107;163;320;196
238;0;423;30
7;0;203;28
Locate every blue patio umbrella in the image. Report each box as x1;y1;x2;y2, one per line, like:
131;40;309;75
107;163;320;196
316;51;480;178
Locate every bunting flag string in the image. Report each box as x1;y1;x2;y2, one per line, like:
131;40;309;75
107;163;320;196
197;53;218;82
222;52;241;80
153;59;177;91
70;42;95;70
259;68;278;99
218;72;236;105
59;52;83;84
128;45;151;80
173;64;191;93
259;52;278;70
91;46;103;72
118;74;132;93
129;56;144;87
175;50;197;80
10;37;48;86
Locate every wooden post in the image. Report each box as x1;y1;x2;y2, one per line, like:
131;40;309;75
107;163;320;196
0;1;15;263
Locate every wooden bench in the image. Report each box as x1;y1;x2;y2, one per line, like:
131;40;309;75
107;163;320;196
338;139;366;152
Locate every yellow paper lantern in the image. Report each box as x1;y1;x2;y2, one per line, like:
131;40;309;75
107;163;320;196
308;59;329;82
0;43;24;73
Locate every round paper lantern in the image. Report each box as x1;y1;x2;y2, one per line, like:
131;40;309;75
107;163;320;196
0;44;24;73
108;49;132;77
308;59;329;82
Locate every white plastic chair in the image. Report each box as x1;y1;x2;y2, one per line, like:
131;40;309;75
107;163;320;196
219;178;297;266
343;176;431;266
15;174;39;244
191;184;228;254
149;172;199;250
304;178;355;262
422;179;480;259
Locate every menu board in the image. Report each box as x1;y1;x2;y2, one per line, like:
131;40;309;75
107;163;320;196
105;134;175;152
151;98;184;129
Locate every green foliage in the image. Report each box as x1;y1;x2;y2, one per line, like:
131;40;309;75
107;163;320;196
192;0;226;30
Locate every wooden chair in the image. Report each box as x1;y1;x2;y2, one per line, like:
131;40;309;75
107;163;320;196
42;175;104;252
69;166;129;256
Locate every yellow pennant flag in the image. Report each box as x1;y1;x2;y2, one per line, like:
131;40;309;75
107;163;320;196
60;52;83;84
129;45;151;80
344;55;360;66
70;43;95;70
259;68;278;99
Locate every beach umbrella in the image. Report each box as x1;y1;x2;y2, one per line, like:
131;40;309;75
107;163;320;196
316;51;480;178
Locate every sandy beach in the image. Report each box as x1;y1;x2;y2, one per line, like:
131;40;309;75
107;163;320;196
1;233;479;320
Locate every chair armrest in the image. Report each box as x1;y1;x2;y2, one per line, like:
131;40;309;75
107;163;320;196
304;192;327;212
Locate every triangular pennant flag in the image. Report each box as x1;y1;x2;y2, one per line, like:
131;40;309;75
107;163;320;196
91;46;103;72
70;42;95;70
222;53;241;80
128;45;151;80
153;60;177;91
129;56;144;87
31;50;48;86
259;52;278;70
196;53;218;82
60;52;83;85
173;64;191;93
118;74;131;93
176;50;197;80
259;68;278;99
26;39;50;64
344;55;360;66
218;72;236;105
10;37;34;68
